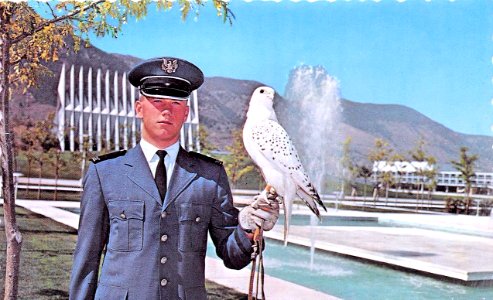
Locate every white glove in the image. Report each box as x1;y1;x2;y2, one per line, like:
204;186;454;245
239;186;280;232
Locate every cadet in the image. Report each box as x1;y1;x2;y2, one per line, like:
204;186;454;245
69;57;280;300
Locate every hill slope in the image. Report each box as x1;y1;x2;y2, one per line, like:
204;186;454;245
13;43;493;171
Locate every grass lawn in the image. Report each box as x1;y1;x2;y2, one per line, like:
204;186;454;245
0;205;247;299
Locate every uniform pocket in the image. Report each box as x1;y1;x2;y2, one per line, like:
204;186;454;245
107;200;144;252
178;203;210;252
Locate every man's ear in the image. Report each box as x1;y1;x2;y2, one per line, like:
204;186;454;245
135;97;143;118
184;105;190;121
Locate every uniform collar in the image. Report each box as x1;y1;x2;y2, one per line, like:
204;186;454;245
139;138;180;164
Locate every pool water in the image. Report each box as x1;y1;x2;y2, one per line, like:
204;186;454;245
207;239;493;300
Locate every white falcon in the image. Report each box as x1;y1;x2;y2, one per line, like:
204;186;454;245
242;86;327;241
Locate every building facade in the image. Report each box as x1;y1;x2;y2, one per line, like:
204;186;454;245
372;161;493;194
56;64;200;153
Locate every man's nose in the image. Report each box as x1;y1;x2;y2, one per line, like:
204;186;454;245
160;101;173;113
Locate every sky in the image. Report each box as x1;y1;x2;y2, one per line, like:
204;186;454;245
85;0;493;136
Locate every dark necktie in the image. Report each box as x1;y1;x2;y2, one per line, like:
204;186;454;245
155;150;167;201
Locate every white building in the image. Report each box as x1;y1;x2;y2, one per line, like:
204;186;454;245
372;161;493;194
56;64;200;153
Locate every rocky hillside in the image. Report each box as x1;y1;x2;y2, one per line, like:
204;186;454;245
13;43;493;171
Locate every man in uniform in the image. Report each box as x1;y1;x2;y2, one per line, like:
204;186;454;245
69;57;280;300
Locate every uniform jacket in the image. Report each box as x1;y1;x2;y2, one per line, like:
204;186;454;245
69;145;254;300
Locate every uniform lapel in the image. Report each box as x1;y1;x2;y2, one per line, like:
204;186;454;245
163;148;198;210
124;145;162;205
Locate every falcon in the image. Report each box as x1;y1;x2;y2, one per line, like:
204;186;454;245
242;86;327;242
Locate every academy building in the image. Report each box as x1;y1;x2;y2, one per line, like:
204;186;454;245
55;64;200;153
372;161;493;195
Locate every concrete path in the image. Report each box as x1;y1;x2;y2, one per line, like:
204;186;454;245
5;199;339;300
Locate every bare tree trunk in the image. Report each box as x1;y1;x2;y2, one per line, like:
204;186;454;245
1;28;23;300
37;158;43;200
54;151;59;201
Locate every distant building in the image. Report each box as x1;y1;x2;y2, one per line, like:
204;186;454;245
55;64;200;153
372;161;493;194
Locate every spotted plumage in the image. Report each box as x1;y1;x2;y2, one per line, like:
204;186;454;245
243;86;327;242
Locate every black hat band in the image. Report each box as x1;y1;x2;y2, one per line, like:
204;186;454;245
140;76;192;99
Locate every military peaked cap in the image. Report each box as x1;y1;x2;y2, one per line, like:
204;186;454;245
128;57;204;100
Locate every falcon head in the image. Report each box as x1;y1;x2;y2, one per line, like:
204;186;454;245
246;86;277;120
253;86;275;101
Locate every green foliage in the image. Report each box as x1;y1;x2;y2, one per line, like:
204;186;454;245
198;127;217;156
223;129;257;188
450;146;478;214
409;138;438;200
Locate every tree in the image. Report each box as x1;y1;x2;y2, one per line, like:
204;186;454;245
451;147;478;214
409;138;437;209
198;126;217;156
355;165;372;205
368;138;401;204
340;137;355;198
223;129;256;189
0;2;232;298
47;148;67;200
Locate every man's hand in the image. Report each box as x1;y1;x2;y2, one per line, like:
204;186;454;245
239;186;280;232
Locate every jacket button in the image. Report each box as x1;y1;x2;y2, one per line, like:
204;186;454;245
161;212;167;218
161;234;168;242
120;213;126;219
161;257;167;264
161;278;168;286
195;216;201;222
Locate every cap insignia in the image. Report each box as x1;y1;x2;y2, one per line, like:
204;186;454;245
162;59;178;74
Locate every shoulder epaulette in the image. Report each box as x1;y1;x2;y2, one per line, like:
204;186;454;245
189;151;223;165
91;149;127;164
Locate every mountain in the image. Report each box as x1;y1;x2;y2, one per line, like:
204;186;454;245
12;43;493;171
197;77;493;171
339;100;493;171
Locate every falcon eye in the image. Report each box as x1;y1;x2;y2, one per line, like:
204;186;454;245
260;89;265;94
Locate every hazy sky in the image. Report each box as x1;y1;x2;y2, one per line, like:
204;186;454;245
86;0;492;136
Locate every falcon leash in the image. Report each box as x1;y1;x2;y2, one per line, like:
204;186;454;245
248;223;265;300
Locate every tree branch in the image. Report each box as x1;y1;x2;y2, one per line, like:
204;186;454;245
46;2;58;19
11;0;105;45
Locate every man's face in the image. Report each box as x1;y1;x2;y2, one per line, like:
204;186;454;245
135;96;190;148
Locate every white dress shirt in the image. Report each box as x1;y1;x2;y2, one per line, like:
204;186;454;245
139;139;180;188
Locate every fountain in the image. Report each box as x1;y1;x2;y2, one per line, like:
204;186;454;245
281;65;342;269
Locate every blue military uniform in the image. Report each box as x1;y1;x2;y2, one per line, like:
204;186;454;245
69;57;254;299
69;146;254;299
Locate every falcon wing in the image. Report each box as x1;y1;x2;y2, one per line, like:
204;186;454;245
249;120;326;214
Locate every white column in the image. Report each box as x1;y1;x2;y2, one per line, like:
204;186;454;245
193;90;201;152
87;67;93;151
96;69;102;152
105;70;111;151
57;64;66;151
69;65;75;152
122;73;128;149
113;71;120;151
78;66;84;152
131;86;137;147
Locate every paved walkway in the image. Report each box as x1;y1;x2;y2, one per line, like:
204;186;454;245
6;199;338;300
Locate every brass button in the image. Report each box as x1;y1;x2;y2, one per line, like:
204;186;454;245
160;278;168;286
161;234;168;242
195;216;201;222
160;257;167;264
120;213;126;219
161;212;167;218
